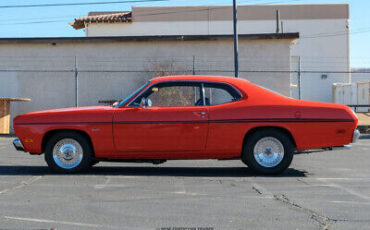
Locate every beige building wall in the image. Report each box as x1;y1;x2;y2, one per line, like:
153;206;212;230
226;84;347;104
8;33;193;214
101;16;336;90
0;38;293;132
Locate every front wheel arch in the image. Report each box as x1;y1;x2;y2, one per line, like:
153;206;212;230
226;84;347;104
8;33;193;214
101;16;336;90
42;129;95;157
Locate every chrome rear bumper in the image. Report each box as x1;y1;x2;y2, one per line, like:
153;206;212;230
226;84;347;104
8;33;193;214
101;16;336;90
13;138;24;151
352;129;360;143
329;145;352;150
325;129;360;151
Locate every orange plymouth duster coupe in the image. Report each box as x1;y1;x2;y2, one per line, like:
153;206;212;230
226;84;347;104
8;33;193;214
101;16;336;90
12;76;359;174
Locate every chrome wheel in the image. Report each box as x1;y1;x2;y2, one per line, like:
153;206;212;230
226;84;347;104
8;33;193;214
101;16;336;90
52;138;83;169
253;137;284;168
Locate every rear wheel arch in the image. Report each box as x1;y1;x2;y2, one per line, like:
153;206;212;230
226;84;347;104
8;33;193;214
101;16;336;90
242;126;297;154
41;129;94;156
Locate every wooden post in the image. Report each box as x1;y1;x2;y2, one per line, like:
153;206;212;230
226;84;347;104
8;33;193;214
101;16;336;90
0;98;31;134
0;99;10;134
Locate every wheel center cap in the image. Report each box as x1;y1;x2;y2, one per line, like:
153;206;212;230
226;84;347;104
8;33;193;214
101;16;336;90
264;148;272;156
62;148;74;160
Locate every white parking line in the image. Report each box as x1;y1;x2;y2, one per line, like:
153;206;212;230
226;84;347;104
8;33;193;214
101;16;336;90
328;183;370;201
94;176;111;189
4;216;102;228
329;200;370;205
316;177;370;181
173;179;187;194
316;178;370;201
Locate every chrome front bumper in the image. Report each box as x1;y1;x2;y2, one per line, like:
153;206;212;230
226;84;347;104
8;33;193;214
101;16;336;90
352;129;360;143
13;138;25;151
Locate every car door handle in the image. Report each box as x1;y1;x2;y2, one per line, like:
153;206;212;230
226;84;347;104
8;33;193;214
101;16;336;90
192;111;207;118
192;111;206;115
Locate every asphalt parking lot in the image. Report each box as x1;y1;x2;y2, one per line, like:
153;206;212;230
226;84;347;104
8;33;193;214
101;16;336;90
0;136;369;230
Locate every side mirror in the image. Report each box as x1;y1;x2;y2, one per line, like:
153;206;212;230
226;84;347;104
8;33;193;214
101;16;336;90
112;101;119;107
140;97;152;108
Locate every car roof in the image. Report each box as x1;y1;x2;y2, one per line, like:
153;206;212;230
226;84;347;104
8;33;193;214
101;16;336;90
151;75;250;85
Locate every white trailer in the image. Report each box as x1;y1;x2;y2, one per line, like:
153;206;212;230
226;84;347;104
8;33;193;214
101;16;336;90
333;83;353;105
356;82;370;112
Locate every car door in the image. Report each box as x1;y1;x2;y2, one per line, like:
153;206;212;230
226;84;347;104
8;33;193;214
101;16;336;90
113;81;209;158
203;82;244;157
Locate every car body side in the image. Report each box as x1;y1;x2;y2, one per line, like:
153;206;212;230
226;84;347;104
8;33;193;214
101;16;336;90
13;76;358;160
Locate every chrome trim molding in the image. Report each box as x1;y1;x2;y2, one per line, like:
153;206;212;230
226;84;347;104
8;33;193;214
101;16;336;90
127;79;243;107
13;138;25;152
201;83;206;106
352;129;360;143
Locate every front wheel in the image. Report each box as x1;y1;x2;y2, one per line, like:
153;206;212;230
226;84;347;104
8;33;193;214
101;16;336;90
45;132;93;173
242;129;294;175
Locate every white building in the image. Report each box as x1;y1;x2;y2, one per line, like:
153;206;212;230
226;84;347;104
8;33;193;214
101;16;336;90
71;4;351;102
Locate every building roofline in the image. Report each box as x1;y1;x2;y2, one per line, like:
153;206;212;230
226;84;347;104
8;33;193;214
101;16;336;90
70;12;131;29
0;33;299;44
70;4;348;30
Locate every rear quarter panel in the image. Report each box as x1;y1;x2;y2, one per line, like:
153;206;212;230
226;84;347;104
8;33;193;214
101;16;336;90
206;87;357;157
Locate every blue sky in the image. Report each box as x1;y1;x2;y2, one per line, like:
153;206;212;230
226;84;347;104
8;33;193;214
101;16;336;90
1;0;370;68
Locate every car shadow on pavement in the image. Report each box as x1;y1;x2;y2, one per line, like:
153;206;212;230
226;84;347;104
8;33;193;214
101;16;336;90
0;165;308;177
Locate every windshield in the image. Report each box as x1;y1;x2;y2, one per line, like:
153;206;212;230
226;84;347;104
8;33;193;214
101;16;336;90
115;80;151;107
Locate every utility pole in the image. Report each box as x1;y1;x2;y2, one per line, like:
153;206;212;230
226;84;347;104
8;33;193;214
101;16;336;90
74;56;78;107
192;55;195;75
298;56;301;100
233;0;239;78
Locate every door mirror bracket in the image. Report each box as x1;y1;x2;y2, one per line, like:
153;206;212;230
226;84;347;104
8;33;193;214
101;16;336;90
140;97;152;108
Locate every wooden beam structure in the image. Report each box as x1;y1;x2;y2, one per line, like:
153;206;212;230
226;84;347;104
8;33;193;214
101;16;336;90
0;98;31;134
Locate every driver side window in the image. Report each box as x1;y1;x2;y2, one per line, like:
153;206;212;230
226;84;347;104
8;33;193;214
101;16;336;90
131;82;203;107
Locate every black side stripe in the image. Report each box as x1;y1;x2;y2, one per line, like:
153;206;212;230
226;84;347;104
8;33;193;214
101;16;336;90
16;118;354;126
115;118;354;124
16;121;112;125
209;118;354;123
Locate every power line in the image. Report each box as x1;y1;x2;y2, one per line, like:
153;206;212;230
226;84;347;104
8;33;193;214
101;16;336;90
0;69;368;73
0;0;367;40
300;27;370;39
0;0;169;9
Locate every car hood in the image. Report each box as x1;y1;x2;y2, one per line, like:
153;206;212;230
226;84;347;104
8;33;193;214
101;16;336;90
14;106;115;125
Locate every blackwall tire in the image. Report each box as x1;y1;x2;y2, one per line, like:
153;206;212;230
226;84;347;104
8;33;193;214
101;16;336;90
45;132;93;173
242;129;294;175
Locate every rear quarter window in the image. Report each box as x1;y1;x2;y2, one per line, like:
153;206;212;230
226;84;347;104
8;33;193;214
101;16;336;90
204;83;242;105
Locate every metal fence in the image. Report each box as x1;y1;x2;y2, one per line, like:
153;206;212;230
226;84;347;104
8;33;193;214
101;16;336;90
0;55;369;127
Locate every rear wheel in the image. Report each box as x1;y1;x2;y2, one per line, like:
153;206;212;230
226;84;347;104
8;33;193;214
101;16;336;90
242;129;294;175
45;132;93;173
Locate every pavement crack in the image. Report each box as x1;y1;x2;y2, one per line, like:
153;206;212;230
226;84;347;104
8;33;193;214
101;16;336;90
250;185;346;230
274;194;346;230
296;178;311;185
252;186;262;195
